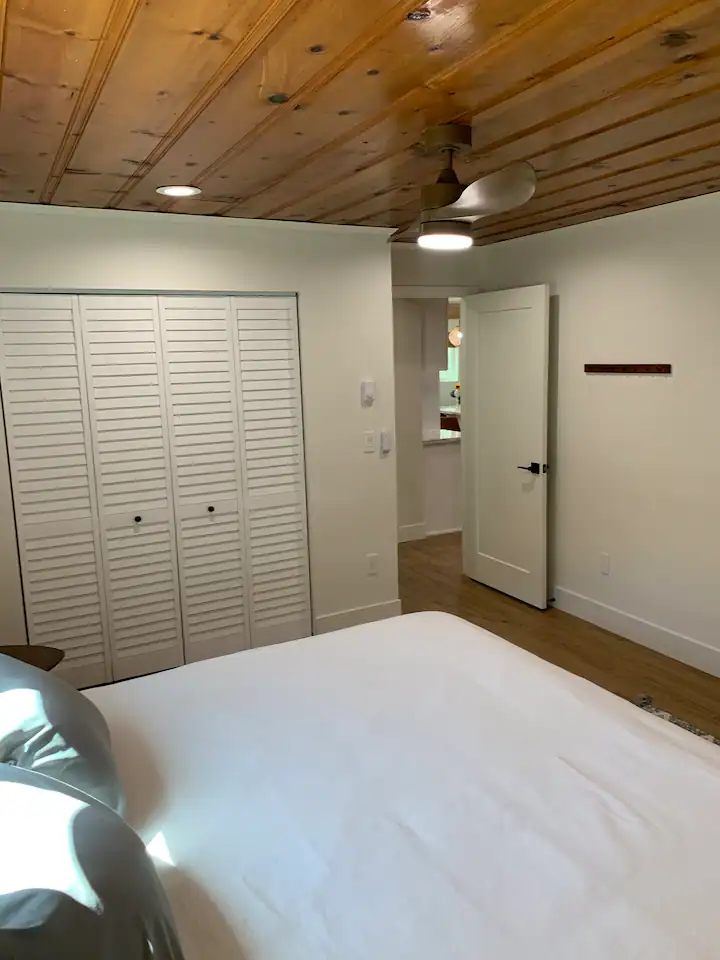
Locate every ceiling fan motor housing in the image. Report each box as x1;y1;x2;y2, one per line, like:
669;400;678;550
421;123;473;212
423;122;473;155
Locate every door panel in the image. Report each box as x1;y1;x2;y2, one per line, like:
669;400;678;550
232;297;311;647
80;296;174;516
177;500;249;662
159;296;250;661
462;286;549;609
0;294;110;687
102;510;184;680
80;295;183;678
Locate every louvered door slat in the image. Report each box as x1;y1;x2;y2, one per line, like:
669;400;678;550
80;297;173;515
159;296;250;662
102;511;184;679
232;297;311;647
80;295;183;680
0;295;110;687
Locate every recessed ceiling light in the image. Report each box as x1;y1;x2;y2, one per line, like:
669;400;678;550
156;185;202;198
417;220;474;251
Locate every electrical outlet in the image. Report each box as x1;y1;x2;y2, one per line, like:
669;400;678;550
366;553;379;576
600;552;611;576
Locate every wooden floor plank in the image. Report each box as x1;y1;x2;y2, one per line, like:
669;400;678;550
399;533;720;738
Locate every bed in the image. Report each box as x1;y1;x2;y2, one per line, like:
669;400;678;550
86;612;720;959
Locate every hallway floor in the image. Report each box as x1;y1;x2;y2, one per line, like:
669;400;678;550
399;533;720;738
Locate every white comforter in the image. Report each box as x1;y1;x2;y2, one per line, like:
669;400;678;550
87;612;720;959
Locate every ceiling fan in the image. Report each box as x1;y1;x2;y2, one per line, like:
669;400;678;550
391;123;537;249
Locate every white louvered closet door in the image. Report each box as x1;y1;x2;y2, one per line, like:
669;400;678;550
232;297;311;647
79;296;184;681
159;297;250;662
0;295;110;688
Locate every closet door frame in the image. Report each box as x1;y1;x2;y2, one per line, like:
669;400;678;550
0;288;312;674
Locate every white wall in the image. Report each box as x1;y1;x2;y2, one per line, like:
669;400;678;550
0;202;400;641
393;300;425;541
392;192;720;677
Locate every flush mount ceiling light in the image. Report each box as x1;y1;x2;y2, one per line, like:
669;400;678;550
417;220;474;251
155;185;202;198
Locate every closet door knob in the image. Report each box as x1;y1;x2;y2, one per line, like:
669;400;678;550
134;515;142;523
207;506;215;513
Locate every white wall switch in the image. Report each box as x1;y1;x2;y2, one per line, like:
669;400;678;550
364;430;376;453
600;552;611;576
379;429;394;455
366;553;379;576
361;380;376;407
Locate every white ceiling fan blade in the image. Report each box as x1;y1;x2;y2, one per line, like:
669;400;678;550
388;219;420;242
428;162;537;220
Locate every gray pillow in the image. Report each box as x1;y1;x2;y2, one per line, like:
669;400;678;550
0;652;124;813
0;764;185;959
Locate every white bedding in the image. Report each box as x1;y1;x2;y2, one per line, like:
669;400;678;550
87;612;720;959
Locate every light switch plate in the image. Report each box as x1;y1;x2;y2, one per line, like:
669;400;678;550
379;429;394;455
361;380;376;407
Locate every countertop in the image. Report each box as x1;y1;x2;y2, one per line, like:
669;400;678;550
423;429;461;445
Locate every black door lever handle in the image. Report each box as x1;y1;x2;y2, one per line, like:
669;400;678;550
517;462;542;475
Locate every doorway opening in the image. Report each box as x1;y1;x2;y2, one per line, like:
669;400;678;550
393;286;550;610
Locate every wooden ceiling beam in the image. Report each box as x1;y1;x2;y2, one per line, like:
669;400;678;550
39;0;143;203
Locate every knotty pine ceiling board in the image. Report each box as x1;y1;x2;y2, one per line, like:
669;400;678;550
119;0;440;214
225;0;719;224
0;0;719;243
161;0;550;217
336;1;720;233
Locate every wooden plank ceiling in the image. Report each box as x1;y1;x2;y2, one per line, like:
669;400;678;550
1;0;719;244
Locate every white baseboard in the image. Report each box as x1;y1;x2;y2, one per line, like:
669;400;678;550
398;523;426;543
554;587;720;679
314;600;402;635
425;526;461;537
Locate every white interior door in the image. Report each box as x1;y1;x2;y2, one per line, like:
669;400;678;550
462;285;549;609
79;295;184;680
0;294;111;688
231;297;311;647
159;296;250;663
